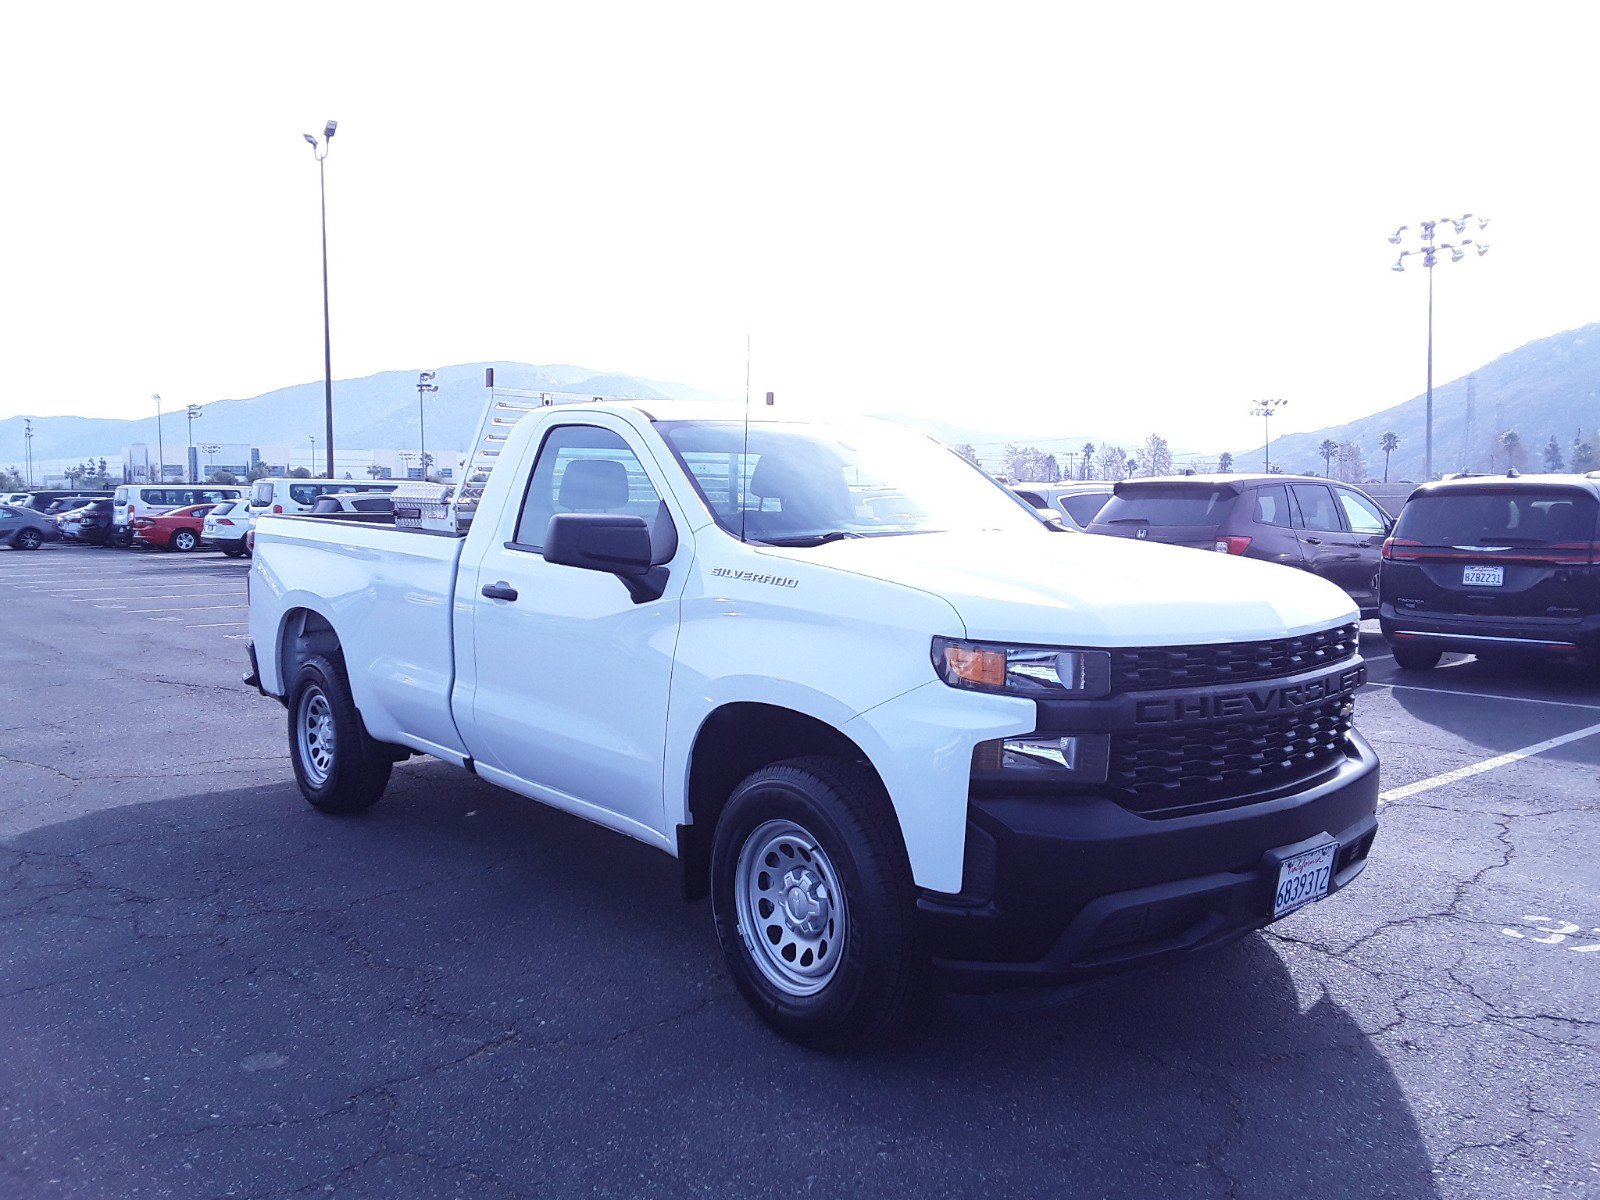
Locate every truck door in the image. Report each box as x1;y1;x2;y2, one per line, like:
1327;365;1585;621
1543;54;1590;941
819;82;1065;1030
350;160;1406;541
459;419;687;842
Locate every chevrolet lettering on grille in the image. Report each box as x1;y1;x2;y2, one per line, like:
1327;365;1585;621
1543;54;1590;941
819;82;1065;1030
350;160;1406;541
1133;665;1365;724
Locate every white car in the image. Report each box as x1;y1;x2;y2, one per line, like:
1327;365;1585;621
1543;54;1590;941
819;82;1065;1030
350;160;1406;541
201;499;255;557
248;399;1379;1049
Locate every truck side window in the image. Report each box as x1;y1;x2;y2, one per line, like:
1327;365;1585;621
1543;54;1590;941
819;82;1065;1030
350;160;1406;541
513;425;670;556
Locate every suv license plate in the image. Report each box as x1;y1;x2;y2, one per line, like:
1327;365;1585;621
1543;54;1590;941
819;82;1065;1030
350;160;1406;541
1463;564;1504;587
1273;842;1338;919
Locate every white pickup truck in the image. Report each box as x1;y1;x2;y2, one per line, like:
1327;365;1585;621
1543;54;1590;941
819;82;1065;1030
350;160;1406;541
247;398;1380;1048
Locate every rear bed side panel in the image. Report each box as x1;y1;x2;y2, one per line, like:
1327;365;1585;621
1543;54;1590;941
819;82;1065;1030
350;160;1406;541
249;518;471;761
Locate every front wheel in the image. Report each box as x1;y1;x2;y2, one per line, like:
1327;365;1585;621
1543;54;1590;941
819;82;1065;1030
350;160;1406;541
1391;642;1442;670
287;654;393;813
710;757;924;1050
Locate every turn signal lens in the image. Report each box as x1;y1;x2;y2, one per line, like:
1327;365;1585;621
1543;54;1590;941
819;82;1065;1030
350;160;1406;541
943;644;1006;687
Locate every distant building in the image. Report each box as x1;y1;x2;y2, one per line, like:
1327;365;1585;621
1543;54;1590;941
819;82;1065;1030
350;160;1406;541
124;442;465;484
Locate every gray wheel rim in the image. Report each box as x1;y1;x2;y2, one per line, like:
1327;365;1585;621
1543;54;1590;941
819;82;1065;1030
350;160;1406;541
174;531;195;550
735;819;847;997
297;685;336;787
18;530;40;549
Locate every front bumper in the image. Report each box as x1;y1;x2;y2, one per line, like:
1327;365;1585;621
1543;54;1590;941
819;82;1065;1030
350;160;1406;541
920;733;1379;988
1379;605;1600;661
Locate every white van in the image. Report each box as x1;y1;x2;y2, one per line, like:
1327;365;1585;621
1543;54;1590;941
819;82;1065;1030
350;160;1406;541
113;484;246;531
248;478;400;516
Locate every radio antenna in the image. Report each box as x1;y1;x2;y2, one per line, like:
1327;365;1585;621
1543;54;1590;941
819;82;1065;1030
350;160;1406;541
740;332;751;543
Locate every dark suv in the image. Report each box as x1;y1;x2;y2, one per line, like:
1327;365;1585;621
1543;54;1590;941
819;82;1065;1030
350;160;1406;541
1378;474;1600;669
1085;475;1393;616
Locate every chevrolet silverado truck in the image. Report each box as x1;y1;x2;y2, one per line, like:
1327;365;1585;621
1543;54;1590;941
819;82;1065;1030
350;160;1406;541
246;395;1379;1048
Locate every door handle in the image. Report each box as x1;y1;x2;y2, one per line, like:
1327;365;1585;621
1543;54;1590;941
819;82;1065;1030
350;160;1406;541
1303;537;1322;545
481;582;519;602
1355;541;1373;549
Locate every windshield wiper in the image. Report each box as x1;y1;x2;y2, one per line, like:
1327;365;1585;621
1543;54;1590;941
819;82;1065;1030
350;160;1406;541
758;531;859;547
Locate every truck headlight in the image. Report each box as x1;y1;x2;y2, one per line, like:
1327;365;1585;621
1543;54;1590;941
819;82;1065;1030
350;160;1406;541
931;637;1112;699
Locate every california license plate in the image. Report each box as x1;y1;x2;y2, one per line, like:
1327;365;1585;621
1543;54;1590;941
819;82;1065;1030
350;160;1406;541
1463;564;1504;587
1273;842;1338;918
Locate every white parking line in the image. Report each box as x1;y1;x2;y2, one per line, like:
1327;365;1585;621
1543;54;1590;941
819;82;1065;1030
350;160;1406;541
1378;721;1600;805
72;594;239;602
115;604;248;614
183;621;250;628
1364;680;1600;713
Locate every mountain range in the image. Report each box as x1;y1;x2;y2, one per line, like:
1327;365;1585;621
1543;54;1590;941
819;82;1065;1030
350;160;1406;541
1228;323;1600;480
0;364;727;466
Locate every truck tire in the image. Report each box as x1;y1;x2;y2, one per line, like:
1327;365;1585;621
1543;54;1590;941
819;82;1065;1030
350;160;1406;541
710;756;924;1050
287;654;393;814
1391;643;1442;671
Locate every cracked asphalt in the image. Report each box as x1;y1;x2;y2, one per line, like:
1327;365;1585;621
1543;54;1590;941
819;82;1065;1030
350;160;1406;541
1;542;1596;1199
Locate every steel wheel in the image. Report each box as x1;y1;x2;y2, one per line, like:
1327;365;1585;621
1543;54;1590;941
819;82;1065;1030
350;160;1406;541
296;686;336;787
734;818;847;997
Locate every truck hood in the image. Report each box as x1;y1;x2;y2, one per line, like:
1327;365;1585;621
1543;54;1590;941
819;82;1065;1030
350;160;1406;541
763;530;1358;645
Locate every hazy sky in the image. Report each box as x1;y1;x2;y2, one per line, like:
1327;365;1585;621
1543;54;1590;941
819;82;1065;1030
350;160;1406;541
5;1;1599;454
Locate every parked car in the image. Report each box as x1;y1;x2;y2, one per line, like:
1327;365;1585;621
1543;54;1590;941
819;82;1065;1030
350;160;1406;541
73;499;118;546
131;503;216;551
201;500;256;557
54;501;99;541
247;478;399;517
40;495;108;515
1379;473;1600;669
0;504;60;550
1011;482;1115;532
247;401;1379;1049
112;485;245;545
308;493;396;516
1085;474;1392;617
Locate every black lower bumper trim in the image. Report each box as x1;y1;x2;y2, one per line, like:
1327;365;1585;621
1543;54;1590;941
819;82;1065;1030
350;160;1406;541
921;736;1380;989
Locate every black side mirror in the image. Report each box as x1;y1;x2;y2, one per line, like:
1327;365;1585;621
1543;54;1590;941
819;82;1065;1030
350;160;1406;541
543;513;668;603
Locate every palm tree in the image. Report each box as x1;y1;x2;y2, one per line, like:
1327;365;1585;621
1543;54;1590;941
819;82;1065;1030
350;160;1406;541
1500;430;1522;471
1379;431;1399;482
1217;451;1233;473
1080;442;1095;480
1318;438;1338;477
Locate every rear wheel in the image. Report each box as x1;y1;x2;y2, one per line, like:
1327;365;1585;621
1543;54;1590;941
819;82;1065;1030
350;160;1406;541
171;529;198;552
12;528;42;551
287;654;393;813
710;756;924;1050
223;546;245;558
1392;642;1442;671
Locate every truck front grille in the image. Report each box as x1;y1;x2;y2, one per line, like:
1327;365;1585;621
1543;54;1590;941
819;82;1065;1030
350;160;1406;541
1107;697;1354;816
1109;623;1359;692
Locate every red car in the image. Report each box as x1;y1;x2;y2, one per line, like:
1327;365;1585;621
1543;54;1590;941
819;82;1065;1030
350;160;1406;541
131;503;217;551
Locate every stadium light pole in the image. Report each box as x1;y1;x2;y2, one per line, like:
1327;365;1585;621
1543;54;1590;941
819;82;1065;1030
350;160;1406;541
1390;215;1490;480
1250;398;1287;472
23;418;33;488
152;394;165;483
185;404;202;481
416;371;439;482
303;120;338;477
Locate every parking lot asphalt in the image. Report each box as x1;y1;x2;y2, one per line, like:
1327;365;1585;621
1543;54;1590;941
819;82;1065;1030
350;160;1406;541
1;542;1595;1199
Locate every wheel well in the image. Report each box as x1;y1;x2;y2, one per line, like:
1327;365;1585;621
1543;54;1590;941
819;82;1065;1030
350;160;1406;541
679;703;885;901
278;608;343;696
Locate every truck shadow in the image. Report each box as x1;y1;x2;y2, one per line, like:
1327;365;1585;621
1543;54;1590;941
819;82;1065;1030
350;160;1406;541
1;762;1440;1199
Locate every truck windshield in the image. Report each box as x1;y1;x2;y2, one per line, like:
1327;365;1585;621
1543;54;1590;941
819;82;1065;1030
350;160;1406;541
657;420;1043;544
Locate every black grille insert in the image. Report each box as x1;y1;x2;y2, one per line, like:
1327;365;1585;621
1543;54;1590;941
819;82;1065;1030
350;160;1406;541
1107;697;1354;816
1109;623;1359;692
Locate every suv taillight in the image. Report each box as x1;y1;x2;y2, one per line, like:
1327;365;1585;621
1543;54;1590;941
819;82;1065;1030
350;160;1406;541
1213;536;1251;555
1382;538;1422;561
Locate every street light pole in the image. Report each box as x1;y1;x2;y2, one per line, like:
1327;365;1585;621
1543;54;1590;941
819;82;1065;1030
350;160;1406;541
200;444;221;481
1249;398;1287;472
303;120;338;478
186;404;202;481
153;394;165;483
309;435;317;475
23;418;33;488
1390;215;1490;481
416;371;438;482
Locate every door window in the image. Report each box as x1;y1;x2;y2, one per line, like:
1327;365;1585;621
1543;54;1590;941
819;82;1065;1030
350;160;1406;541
1337;490;1388;536
1290;484;1341;531
513;425;667;552
1060;493;1110;525
1252;484;1291;527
